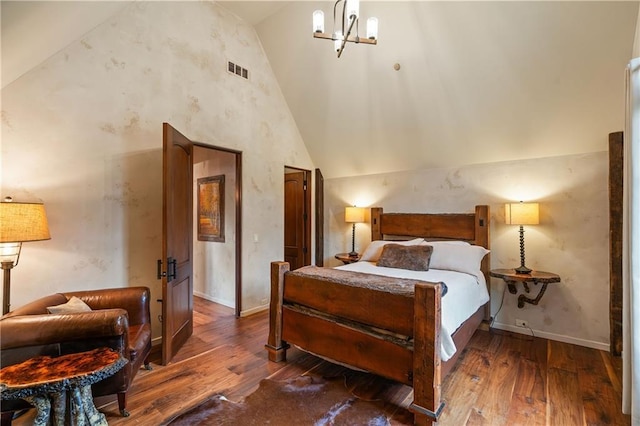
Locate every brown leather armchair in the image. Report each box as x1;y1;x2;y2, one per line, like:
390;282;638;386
0;287;152;424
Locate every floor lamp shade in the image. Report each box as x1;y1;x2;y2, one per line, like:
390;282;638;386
0;200;51;314
505;202;539;274
0;202;51;243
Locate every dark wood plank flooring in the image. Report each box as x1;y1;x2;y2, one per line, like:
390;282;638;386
12;296;630;425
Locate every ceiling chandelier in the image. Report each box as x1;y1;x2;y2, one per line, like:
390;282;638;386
312;0;378;58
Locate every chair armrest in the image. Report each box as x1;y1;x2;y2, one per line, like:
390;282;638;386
0;309;129;350
64;286;151;326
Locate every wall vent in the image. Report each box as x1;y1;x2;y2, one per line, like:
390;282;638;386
227;61;249;80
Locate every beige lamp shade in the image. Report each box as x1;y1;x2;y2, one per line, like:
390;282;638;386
0;201;51;243
345;206;365;223
505;202;539;226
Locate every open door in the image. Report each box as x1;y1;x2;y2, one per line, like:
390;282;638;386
161;123;194;365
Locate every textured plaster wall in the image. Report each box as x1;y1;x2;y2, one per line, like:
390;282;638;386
0;1;313;338
325;152;610;350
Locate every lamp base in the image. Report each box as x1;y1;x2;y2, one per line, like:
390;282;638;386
2;261;15;315
514;265;532;275
348;251;359;258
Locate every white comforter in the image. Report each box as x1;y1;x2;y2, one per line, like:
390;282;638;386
335;261;489;361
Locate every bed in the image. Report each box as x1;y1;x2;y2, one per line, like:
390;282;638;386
266;205;490;425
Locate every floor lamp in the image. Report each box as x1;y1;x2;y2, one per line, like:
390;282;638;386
0;198;51;315
505;202;539;274
345;206;365;257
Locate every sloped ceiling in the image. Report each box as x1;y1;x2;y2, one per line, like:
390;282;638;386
1;1;133;87
246;1;638;178
3;1;638;179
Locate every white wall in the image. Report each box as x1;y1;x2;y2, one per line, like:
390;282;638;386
325;152;611;350
0;1;314;337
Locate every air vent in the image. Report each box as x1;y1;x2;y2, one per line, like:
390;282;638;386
227;61;249;80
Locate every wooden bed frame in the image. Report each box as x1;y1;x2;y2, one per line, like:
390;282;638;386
266;205;490;425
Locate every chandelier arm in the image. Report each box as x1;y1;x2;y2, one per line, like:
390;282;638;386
338;14;357;58
333;0;341;35
341;1;346;35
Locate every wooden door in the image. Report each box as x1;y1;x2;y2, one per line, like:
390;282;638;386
161;123;194;365
284;170;309;270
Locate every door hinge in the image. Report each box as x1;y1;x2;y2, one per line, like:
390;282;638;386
303;180;307;191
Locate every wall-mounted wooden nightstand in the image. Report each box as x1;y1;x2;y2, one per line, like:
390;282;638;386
490;269;561;308
335;253;361;264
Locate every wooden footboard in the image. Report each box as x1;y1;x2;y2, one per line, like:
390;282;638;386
266;261;445;425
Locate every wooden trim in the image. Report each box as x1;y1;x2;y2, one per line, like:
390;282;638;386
315;168;324;267
609;131;623;356
235;152;242;317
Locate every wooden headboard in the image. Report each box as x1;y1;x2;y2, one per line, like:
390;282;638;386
370;205;490;248
370;205;491;320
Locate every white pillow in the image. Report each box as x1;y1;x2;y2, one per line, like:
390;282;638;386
360;238;424;262
426;243;490;275
47;296;93;314
422;240;470;246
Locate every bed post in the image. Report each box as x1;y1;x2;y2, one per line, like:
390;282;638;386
371;207;383;240
475;205;491;321
265;261;290;362
410;282;444;425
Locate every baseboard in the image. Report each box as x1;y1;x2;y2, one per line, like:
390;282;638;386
240;303;269;317
193;291;234;309
491;322;609;352
193;291;268;317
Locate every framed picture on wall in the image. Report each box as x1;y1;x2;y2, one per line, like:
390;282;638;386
197;174;225;242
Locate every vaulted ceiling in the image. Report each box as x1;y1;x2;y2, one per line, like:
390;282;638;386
3;1;638;179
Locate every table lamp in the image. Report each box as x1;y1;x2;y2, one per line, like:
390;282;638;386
505;202;539;274
0;197;51;314
345;206;365;257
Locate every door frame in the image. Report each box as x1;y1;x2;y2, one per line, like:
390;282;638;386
195;142;243;317
315;168;324;266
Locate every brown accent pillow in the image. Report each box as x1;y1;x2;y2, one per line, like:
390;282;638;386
376;244;433;271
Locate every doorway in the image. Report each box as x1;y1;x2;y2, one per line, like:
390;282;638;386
194;144;242;317
284;167;311;270
161;123;242;365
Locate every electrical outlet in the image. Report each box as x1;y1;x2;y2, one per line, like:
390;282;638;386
515;319;528;328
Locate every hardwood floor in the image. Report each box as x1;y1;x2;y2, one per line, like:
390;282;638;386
12;296;630;425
